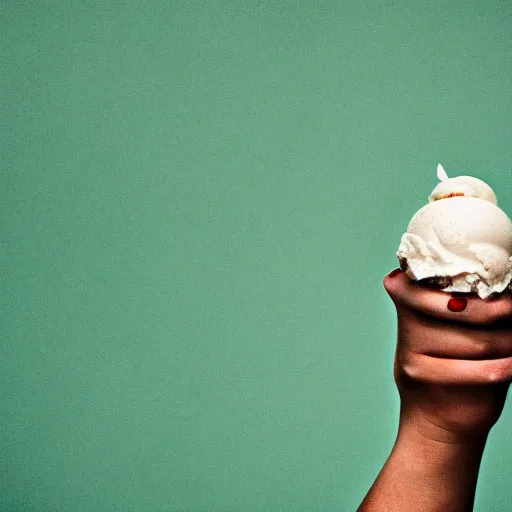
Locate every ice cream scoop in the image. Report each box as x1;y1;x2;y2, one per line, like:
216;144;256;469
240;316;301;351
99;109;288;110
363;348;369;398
397;164;512;299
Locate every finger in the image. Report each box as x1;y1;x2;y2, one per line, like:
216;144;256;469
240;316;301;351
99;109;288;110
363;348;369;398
397;308;512;360
401;353;512;385
384;269;512;326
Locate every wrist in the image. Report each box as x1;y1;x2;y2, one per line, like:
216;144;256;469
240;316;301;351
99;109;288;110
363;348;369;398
394;412;489;483
398;409;490;447
358;414;489;511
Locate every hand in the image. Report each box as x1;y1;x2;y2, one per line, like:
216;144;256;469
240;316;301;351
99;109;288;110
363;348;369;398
384;269;512;441
357;269;512;511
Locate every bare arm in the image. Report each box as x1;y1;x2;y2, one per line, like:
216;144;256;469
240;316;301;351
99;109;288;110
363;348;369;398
359;415;488;511
359;269;512;511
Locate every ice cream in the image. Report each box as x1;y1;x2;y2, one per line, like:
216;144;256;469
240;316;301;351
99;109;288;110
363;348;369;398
397;164;512;299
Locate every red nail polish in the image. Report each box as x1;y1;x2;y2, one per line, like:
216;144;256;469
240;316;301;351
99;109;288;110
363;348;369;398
447;297;468;312
388;268;402;278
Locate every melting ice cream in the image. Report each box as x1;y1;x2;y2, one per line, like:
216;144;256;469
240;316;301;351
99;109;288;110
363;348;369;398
397;164;512;299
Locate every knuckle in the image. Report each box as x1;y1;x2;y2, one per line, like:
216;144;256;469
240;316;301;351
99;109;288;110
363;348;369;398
401;361;421;381
484;364;512;384
485;369;505;384
486;300;512;325
383;276;398;299
473;341;495;359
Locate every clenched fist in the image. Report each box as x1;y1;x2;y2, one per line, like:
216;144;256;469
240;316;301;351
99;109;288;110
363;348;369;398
384;268;512;439
359;269;512;511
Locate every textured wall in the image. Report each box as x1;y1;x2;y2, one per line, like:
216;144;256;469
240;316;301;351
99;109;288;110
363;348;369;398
3;1;512;510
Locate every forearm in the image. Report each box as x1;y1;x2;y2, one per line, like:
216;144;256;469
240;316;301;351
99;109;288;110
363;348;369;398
358;417;488;512
366;270;512;511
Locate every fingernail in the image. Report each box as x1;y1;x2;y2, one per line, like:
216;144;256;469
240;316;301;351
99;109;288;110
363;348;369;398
388;268;402;278
447;297;468;312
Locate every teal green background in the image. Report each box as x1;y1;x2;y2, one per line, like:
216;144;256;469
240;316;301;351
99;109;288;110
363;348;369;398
3;1;512;510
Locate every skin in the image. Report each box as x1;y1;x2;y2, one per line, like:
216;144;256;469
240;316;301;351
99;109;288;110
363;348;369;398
358;269;512;511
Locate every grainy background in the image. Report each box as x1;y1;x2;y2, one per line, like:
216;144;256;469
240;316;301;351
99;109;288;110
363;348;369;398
3;1;512;510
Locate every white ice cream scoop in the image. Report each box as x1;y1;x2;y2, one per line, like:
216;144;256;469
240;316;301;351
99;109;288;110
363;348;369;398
428;164;498;205
397;164;512;298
